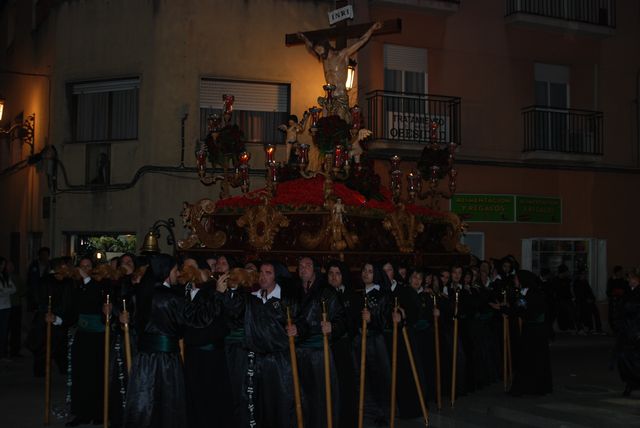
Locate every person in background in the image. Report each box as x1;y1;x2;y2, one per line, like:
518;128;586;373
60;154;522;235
326;259;358;428
573;270;603;335
540;268;556;341
205;256;217;273
607;266;628;335
616;271;640;397
59;256;105;427
27;257;72;378
27;247;51;312
507;270;552;396
355;262;391;426
553;265;576;332
296;256;344;428
0;257;17;361
6;260;26;358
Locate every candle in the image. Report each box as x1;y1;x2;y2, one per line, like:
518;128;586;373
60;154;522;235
238;151;251;166
391;169;402;196
310;107;321;128
390;155;401;172
334;145;344;169
222;94;235;114
264;144;276;164
298;143;310;166
430;165;440;182
407;170;419;193
323;84;336;100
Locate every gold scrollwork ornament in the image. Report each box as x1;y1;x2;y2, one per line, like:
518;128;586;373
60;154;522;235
300;198;358;251
236;202;290;252
178;199;227;249
441;211;470;253
382;204;425;253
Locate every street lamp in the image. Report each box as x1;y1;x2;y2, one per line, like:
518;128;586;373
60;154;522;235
346;59;357;91
0;98;35;156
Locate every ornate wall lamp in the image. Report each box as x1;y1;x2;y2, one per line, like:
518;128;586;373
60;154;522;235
0;98;36;156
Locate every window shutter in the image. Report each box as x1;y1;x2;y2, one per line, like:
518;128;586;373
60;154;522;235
73;78;140;94
200;79;289;112
534;63;569;83
384;44;428;73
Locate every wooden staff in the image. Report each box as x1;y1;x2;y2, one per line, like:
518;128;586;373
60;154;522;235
122;299;133;373
401;326;429;426
518;317;523;335
103;295;111;428
44;295;52;426
502;290;510;391
451;290;459;408
321;301;333;428
390;297;399;428
433;295;442;411
506;322;513;384
287;306;304;428
357;297;368;428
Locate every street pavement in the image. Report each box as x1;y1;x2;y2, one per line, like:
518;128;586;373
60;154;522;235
1;333;639;427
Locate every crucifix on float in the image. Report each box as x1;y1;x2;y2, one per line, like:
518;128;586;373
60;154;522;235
285;1;401;120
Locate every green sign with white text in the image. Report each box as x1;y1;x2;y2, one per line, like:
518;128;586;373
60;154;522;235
515;196;562;223
450;194;515;222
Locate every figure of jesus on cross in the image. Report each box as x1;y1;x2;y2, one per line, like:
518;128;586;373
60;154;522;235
287;8;400;121
297;21;381;102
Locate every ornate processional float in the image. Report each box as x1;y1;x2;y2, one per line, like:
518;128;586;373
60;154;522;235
178;18;470;269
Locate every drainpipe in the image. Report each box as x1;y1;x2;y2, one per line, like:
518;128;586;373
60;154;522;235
637;68;640;167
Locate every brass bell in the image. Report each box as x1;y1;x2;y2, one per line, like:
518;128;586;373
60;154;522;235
140;230;160;254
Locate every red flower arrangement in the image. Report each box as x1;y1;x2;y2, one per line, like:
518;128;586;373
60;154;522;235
205;124;246;167
315;115;351;154
215;176;448;220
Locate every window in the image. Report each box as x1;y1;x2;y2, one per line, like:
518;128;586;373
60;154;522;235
461;232;484;260
64;232;137;259
384;44;428;94
70;78;140;142
199;79;290;143
533;64;571;151
534;63;570;109
521;238;607;300
381;45;455;144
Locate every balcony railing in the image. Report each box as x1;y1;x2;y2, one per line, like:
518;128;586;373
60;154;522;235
366;90;461;146
506;0;616;28
522;106;603;155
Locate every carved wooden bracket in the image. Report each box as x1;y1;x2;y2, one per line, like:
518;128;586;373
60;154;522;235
178;199;227;249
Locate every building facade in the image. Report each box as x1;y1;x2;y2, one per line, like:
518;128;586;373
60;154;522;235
1;0;639;299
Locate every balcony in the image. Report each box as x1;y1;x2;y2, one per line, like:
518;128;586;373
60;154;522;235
505;0;616;37
370;0;460;15
522;106;603;161
365;90;461;158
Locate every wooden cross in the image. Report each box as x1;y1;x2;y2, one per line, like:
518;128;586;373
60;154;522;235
285;1;401;49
